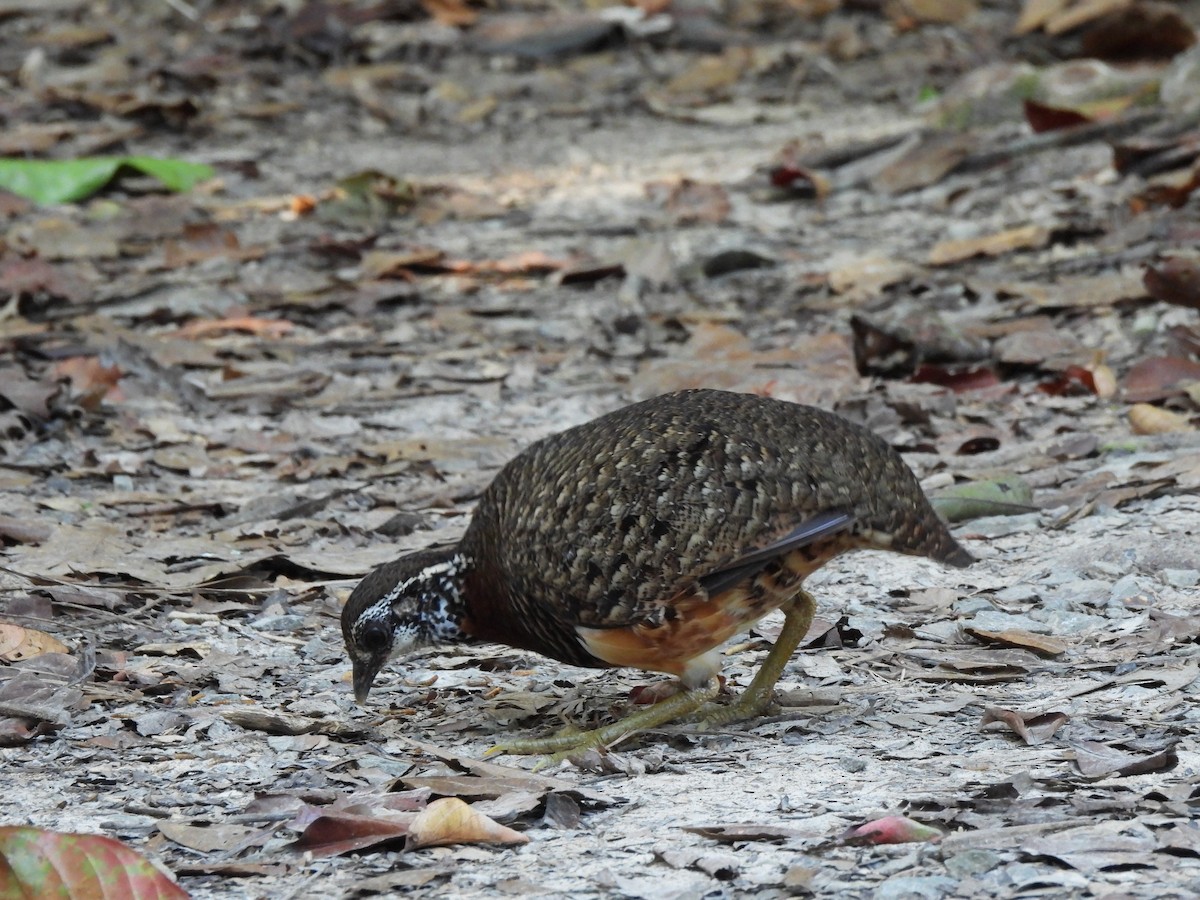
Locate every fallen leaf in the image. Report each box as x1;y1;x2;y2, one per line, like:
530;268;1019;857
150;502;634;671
406;798;528;849
0;825;188;898
1124;356;1200;401
400;774;551;801
966;627;1069;657
1024;98;1095;132
420;0;478;26
157;821;261;853
647;178;731;226
981;707;1070;745
1071;741;1179;778
1144;257;1200;309
174;316;295;340
0;156;213;204
1081;2;1197;61
843;816;942;844
874;133;974;194
52;356;124;406
910;364;1001;392
928;225;1050;266
1129;403;1193;435
0;516;54;545
293;813;413;857
932;476;1035;522
684;824;805;843
0;624;71;662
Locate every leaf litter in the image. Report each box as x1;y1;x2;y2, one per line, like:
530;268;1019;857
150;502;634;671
1;0;1200;898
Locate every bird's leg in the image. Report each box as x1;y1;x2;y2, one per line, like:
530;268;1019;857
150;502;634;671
486;678;720;764
486;589;816;765
692;588;816;728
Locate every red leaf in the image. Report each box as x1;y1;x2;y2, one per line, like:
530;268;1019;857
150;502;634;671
910;364;1000;393
292;813;413;858
843;816;941;845
0;826;188;899
1124;356;1200;402
1144;258;1200;310
1024;99;1091;134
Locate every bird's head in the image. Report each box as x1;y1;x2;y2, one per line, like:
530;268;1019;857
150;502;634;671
340;547;467;704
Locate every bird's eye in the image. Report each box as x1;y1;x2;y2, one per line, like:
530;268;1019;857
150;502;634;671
359;621;390;653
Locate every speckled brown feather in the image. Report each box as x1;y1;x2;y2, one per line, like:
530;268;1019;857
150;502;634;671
453;389;971;667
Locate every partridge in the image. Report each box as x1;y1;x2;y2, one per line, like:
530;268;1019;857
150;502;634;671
342;389;973;757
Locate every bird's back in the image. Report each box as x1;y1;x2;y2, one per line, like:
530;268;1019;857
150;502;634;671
457;390;969;657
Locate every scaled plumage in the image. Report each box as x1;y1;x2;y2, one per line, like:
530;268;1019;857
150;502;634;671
342;389;972;753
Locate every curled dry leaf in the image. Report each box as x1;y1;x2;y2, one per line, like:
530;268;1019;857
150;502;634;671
1128;403;1193;435
1091;363;1118;398
1072;741;1179;778
981;707;1070;745
406;798;528;850
844;816;942;845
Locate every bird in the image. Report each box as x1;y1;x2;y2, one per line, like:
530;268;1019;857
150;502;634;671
342;388;973;759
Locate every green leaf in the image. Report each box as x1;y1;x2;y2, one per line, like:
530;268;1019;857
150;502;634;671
0;825;190;899
122;156;214;193
931;476;1036;523
0;156;214;204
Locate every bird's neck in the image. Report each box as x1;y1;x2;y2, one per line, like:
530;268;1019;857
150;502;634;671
415;552;474;644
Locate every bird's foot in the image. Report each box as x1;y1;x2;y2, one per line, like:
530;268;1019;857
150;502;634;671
688;683;778;730
485;680;719;769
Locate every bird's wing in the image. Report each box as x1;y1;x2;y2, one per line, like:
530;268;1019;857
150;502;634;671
570;508;855;629
696;509;853;597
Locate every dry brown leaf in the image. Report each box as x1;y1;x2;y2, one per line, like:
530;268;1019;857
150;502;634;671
827;255;918;298
0;624;70;662
928;225;1050;266
1128;403;1193;435
157;821;261;853
406;798;528;849
0;516;53;545
663;48;754;101
1124;356;1200;401
1072;741;1179;777
1144;257;1200;310
1082;2;1197;60
873;133;974;194
650;179;731;226
293;813;413;857
174;316;295;340
981;707;1070;745
419;0;478;26
52;356;124;405
965;627;1069;657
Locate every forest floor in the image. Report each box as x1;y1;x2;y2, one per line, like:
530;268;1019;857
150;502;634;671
2;0;1200;897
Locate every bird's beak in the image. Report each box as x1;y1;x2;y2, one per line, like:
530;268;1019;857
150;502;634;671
352;657;382;704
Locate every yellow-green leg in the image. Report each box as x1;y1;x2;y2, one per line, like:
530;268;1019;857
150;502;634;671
485;679;720;767
692;589;816;728
485;589;817;765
